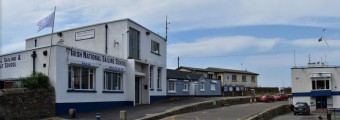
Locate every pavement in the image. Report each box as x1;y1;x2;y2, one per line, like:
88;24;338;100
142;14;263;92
160;100;288;120
273;111;340;120
43;96;248;120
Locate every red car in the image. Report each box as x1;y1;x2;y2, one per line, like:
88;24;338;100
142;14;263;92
257;94;275;102
273;93;288;101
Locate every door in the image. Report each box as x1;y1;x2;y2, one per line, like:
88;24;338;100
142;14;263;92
135;77;140;104
316;96;327;109
189;82;195;95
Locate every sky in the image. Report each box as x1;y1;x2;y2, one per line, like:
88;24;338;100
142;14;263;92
1;0;340;87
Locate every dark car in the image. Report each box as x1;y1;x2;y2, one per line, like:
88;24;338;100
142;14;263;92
257;94;275;102
273;93;288;101
294;102;310;115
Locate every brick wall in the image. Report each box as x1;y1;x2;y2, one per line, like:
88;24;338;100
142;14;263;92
0;88;55;120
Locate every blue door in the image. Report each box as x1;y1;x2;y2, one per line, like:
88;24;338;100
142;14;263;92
316;97;327;109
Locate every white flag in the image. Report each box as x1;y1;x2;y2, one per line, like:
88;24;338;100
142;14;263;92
37;11;55;32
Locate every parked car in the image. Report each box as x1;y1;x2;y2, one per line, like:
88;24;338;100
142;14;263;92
257;94;275;102
294;102;310;115
273;93;288;101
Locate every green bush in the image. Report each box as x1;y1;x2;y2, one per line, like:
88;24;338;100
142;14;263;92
22;72;50;89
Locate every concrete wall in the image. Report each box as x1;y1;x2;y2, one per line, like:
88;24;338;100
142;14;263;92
0;88;55;120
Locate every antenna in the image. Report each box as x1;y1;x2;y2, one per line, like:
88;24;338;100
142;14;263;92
320;28;330;65
165;16;170;41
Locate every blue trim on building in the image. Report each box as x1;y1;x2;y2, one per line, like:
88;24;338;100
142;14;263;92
293;91;340;97
311;90;331;96
150;95;167;102
55;101;133;115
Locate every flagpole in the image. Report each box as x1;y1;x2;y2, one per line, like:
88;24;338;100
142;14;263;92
47;6;56;77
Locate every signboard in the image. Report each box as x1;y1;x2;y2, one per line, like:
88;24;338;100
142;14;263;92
229;86;233;91
75;29;95;41
223;85;228;92
0;54;21;70
69;48;127;71
226;74;230;83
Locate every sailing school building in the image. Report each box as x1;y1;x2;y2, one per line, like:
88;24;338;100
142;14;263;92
0;18;167;114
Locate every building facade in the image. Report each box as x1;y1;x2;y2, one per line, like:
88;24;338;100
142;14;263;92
291;63;340;111
177;66;259;92
166;69;221;96
0;19;167;114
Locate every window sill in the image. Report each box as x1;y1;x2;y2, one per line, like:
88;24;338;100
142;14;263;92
200;90;205;91
150;89;154;91
183;90;188;92
151;52;161;56
157;89;162;91
168;91;177;93
67;90;97;93
102;91;124;93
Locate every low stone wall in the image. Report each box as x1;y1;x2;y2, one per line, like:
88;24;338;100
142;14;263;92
137;97;251;120
245;104;291;120
0;88;55;120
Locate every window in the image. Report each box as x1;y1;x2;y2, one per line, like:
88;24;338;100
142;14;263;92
211;84;216;91
242;75;247;82
207;74;213;79
311;78;330;90
232;75;237;82
218;76;221;80
200;82;205;91
168;79;176;93
251;76;256;82
129;27;140;59
104;71;123;91
151;40;160;55
183;80;189;91
68;66;95;90
157;68;162;90
149;66;154;90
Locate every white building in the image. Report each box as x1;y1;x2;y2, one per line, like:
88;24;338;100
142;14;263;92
0;18;167;114
291;63;340;111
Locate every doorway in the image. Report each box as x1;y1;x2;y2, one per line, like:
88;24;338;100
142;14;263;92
135;77;141;104
316;96;327;109
189;82;195;95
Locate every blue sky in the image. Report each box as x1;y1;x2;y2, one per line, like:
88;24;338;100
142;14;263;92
2;0;340;87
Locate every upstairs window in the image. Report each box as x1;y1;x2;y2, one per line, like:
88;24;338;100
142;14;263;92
242;75;247;82
232;75;237;82
151;40;160;55
207;74;213;79
129;27;140;59
311;78;330;90
251;76;256;82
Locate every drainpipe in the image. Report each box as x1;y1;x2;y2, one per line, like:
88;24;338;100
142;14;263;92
31;51;37;74
105;24;108;54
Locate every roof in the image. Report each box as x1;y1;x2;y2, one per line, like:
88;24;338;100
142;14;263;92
177;66;259;75
167;69;203;80
26;18;166;41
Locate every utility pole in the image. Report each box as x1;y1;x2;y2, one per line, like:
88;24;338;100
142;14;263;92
165;16;170;41
177;56;180;68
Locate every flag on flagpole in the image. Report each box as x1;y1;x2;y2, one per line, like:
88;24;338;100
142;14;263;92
318;37;323;42
37;11;55;32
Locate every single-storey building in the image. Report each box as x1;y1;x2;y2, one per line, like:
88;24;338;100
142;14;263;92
167;69;221;96
0;18;167;114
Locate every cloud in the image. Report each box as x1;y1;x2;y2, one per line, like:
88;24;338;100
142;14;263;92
168;36;279;57
289;38;340;48
0;41;25;54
